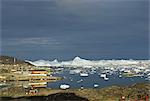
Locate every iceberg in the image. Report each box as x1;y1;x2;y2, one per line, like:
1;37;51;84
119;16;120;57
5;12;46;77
26;56;150;74
94;84;99;88
60;84;70;89
80;73;89;77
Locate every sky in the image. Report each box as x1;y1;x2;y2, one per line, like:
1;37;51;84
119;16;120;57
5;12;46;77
1;0;149;60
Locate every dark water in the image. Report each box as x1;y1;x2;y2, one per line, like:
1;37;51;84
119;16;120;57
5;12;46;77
47;69;148;89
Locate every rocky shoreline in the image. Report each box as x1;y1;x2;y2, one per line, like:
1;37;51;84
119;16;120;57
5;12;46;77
0;83;149;101
1;93;89;101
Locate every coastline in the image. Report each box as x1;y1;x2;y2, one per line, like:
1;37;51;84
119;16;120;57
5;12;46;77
0;83;149;101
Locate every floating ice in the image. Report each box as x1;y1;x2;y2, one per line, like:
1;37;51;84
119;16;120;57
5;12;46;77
26;56;150;78
27;56;150;68
80;73;88;77
60;84;70;89
94;84;99;88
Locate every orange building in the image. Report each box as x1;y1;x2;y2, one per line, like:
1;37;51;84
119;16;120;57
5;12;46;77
30;70;48;74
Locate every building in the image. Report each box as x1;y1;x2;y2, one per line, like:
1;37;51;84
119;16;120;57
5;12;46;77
29;70;48;76
29;82;47;88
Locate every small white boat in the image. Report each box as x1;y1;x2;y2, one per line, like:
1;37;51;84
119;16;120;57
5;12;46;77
60;84;70;90
80;73;88;77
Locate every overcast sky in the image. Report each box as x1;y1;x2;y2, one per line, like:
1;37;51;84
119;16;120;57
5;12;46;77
1;0;149;60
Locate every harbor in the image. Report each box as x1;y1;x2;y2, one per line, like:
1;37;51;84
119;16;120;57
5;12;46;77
0;56;149;101
48;68;149;89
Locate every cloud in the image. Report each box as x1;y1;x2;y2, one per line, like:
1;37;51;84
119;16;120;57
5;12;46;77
3;0;53;1
2;37;61;46
1;0;148;59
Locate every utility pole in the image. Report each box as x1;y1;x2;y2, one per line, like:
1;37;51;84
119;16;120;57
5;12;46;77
14;57;16;66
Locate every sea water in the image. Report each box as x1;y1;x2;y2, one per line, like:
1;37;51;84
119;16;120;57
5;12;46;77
47;68;148;89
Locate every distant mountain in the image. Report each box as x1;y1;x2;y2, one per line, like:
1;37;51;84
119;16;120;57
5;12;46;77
0;55;33;66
